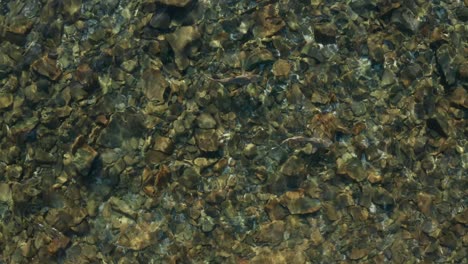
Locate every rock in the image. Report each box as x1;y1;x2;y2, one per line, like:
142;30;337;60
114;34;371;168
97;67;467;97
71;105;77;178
380;69;396;86
155;0;192;7
200;214;215;232
367;34;385;62
280;190;321;215
62;0;82;18
153;136;174;154
47;235;71;255
372;187;394;208
150;12;171;29
436;44;457;86
265;197;289;220
180;166;201;189
97;112;146;148
455;6;468;22
280;155;306;176
314;23;337;44
194;157;217;170
195;129;219;152
454;209;468;224
439;231;457;249
243;143;257;158
0;183;12;203
166;26;200;70
301;43;325;63
31;55;62;81
19;239;35;258
254;221;285;245
245;48;274;71
457;61;468;81
140;68;169;104
417;192;433;216
272;59;291;77
336;157;367;182
117;222;160;250
72;144;98;176
120;58;138;73
197;113;216;129
253;4;285;38
0;93;13;109
391;7;419;33
109;196;138;219
349;248;368;260
427;112;450;137
400;63;423;87
350;101;367;117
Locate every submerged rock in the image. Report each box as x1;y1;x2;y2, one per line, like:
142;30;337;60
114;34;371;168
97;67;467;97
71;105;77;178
280;190;321;215
156;0;192;7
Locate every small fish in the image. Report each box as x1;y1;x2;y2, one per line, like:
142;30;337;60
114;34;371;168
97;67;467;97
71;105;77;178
206;73;261;86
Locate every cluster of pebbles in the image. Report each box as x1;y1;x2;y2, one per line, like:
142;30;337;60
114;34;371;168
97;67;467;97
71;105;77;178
0;0;466;263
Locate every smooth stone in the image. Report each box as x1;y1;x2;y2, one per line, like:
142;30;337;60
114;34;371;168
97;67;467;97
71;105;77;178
197;113;216;129
153;136;174;154
155;0;192;7
72;144;98;176
31;55;62;81
195;129;219;152
281;191;321;215
272;59;291;77
0;93;13;108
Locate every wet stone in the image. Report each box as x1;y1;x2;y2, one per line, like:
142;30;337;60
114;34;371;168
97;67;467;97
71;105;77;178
150;12;171;29
109;196;137;219
417;192;433;216
197;113;216;129
155;0;192;7
166;26;200;70
337;157;367;182
272;59;291;77
0;93;13;109
349;248;369;260
391;7;419;33
351;101;367;117
243;143;257;159
117;222;159;250
97;112;146;148
31;55;62;81
265;197;289;220
140;68;169;104
72;144;98;176
195;129;219;152
62;0;82;18
314;23;337;44
200;214;215;232
253;4;285;38
253;220;285;245
153;136;174;154
427;112;450;137
381;69;396;86
280;191;321;215
245;48;274;71
372;187;394;208
0;0;465;262
280;155;306;177
436;44;457;85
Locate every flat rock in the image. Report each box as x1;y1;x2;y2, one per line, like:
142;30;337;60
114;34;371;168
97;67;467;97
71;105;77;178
31;55;62;81
281;191;321;215
195;129;219;152
197;113;216;129
155;0;192;7
72;144;98;176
